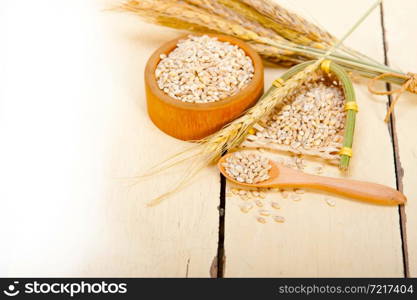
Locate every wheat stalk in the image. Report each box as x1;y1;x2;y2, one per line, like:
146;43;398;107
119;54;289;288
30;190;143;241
247;42;304;66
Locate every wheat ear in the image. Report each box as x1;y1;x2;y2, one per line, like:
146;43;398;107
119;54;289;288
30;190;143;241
239;0;334;45
119;0;303;60
183;0;279;40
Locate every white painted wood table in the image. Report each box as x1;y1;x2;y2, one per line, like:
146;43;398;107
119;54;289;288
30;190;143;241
0;0;415;277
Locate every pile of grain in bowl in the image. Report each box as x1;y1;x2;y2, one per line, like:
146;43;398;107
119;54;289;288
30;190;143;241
155;35;254;103
222;152;271;184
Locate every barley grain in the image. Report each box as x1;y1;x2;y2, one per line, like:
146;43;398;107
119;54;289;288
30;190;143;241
257;217;267;224
255;200;264;207
281;190;289;199
259;210;271;216
294;188;305;194
238;189;247;195
240;203;253;213
240;194;250;201
273;215;285;223
271;202;281;209
325;198;336;207
292;195;301;202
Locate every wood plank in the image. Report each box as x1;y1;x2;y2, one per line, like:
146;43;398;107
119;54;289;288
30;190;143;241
0;0;219;277
223;0;404;277
382;0;417;277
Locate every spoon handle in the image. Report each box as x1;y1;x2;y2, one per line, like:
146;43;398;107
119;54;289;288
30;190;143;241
279;170;406;206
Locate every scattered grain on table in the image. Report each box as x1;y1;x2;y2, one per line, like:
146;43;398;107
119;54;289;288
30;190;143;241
273;216;286;223
325;198;336;207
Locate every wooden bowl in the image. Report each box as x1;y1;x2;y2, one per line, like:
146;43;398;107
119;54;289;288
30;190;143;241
145;34;264;140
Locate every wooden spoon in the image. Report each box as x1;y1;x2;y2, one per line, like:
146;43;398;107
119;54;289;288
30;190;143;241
218;153;406;206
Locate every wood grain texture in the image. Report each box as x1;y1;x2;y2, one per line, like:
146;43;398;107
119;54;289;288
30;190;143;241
0;0;219;277
223;0;404;277
145;34;264;141
382;0;417;277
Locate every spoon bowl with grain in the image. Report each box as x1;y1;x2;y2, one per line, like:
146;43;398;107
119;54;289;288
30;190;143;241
218;152;406;206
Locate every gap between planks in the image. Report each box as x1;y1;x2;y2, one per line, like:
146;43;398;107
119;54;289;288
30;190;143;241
216;173;226;277
379;2;410;278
